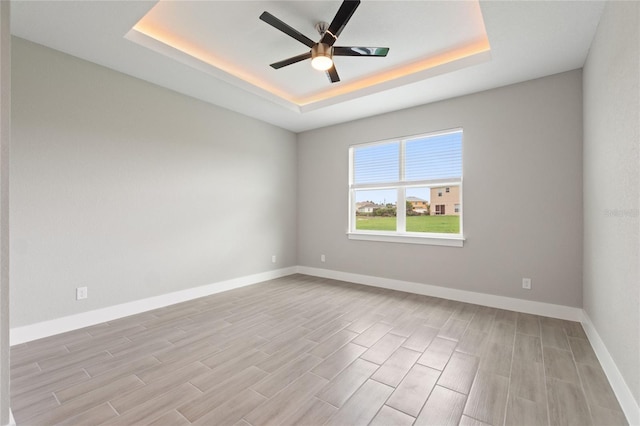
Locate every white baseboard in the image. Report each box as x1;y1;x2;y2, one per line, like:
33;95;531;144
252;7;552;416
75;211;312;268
581;311;640;426
10;265;583;346
10;267;297;346
1;410;15;426
10;264;583;344
297;266;583;321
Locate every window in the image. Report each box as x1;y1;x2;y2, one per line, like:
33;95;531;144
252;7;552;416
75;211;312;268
349;129;463;246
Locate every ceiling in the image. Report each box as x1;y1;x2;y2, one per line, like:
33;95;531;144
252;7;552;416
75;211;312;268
11;1;605;133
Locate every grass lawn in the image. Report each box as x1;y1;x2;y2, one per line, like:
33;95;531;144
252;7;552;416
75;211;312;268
356;215;460;233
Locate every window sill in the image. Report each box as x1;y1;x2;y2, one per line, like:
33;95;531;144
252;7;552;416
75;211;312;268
347;232;465;247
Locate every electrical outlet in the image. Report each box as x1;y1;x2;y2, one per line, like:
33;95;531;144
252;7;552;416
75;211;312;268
76;287;88;300
321;254;326;263
271;255;277;263
522;278;532;290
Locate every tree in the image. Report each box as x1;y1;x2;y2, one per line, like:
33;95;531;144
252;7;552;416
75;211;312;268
374;206;396;217
406;201;418;216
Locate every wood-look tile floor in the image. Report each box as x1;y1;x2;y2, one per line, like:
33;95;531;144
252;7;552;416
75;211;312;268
11;274;628;426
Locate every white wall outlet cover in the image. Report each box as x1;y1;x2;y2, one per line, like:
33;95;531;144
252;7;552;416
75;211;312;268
76;287;88;300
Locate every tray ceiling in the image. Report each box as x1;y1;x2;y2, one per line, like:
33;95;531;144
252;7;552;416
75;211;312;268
11;1;606;132
128;1;490;111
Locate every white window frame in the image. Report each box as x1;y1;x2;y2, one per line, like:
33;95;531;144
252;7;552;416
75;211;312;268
348;128;464;247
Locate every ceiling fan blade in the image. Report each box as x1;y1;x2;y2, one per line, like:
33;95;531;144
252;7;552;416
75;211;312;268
326;65;340;83
260;11;316;48
270;52;312;69
333;46;389;57
320;0;360;46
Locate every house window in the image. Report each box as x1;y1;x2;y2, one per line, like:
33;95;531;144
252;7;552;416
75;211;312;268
349;129;463;246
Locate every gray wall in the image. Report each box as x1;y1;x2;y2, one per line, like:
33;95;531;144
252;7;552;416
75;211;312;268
298;70;583;308
10;38;298;327
583;1;640;406
0;2;9;424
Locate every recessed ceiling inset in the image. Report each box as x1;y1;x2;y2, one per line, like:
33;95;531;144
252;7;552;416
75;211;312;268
126;1;491;113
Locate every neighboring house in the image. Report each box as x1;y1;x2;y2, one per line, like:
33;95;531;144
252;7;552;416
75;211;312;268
430;186;461;216
356;202;379;214
406;196;429;214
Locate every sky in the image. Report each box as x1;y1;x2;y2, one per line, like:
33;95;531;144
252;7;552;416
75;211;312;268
353;131;462;205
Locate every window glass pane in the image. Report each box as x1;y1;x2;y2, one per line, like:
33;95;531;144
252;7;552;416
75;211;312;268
353;142;399;184
354;189;397;231
350;130;463;239
405;131;462;181
405;185;460;233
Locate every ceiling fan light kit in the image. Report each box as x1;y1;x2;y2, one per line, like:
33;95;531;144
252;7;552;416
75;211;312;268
260;0;389;83
311;43;333;71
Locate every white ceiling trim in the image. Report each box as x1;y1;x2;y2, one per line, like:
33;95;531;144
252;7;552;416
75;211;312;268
125;28;300;113
299;48;492;113
127;26;492;114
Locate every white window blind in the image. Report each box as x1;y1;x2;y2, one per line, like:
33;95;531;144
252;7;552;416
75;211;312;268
352;141;399;184
405;132;462;182
351;130;462;188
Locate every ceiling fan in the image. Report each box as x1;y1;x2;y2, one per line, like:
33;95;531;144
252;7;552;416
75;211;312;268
259;0;389;83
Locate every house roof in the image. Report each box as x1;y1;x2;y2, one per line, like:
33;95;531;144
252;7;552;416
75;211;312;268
407;196;427;202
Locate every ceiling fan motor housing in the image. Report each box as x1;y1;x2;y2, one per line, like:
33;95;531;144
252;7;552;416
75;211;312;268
312;43;333;59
